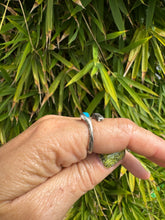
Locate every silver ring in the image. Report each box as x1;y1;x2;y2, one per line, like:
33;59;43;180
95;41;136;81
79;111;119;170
80;112;93;154
80;112;126;166
80;112;104;154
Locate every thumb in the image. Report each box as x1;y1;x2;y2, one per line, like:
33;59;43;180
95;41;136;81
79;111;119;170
13;152;148;220
11;154;121;220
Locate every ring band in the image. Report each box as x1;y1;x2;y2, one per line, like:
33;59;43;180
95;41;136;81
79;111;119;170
80;112;94;154
80;112;104;154
80;112;126;166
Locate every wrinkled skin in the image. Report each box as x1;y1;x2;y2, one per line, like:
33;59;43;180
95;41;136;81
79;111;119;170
0;115;165;220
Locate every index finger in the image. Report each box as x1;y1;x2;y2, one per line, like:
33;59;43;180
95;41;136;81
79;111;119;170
91;118;165;166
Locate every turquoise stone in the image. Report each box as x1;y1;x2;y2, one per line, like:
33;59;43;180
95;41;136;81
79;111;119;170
83;112;90;118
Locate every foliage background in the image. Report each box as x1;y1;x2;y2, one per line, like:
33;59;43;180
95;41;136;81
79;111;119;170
0;0;165;219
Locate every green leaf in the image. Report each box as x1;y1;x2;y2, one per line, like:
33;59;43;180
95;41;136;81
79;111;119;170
67;79;82;112
71;0;92;16
19;112;28;130
13;57;32;104
58;74;66;115
146;0;156;29
0;67;11;83
85;91;104;115
0;113;9;122
15;42;31;82
109;0;125;33
118;75;158;96
45;0;53;43
0;95;12;113
52;52;78;70
0;86;15;97
129;172;135;193
117;76;151;116
136;179;147;206
41;69;66;106
99;64;119;108
7;17;28;36
151;38;165;74
132;49;142;80
66;61;93;86
32;58;41;93
122;36;152;53
117;92;134;107
141;38;149;82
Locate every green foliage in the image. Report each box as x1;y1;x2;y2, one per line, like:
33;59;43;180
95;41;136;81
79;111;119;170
0;0;165;218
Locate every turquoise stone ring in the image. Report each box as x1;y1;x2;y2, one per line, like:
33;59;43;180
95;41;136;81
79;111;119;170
82;112;90;118
80;112;104;153
80;112;126;167
80;112;93;153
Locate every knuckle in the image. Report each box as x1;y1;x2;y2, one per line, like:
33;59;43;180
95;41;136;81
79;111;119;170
37;114;57;123
76;162;97;193
117;118;136;134
34;116;61;137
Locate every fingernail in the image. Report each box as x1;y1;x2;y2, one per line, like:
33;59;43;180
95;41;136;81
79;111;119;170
99;150;125;168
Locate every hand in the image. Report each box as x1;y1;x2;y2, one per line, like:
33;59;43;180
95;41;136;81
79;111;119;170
0;115;165;220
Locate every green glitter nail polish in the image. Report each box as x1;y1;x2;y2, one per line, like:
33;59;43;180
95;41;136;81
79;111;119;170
99;150;125;168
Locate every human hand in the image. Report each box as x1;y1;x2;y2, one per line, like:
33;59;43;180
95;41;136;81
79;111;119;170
0;115;165;220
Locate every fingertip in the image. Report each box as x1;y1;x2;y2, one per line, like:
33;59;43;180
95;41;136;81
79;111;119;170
122;151;151;180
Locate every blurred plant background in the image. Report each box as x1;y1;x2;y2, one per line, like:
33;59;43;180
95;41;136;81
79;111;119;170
1;0;165;219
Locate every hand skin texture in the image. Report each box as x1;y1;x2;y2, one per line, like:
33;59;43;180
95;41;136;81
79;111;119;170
0;115;165;220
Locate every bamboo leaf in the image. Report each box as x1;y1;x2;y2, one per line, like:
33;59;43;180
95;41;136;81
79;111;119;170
52;52;78;70
0;86;15;97
152;31;165;46
109;0;125;33
117;75;158;96
136;179;147;206
72;0;84;8
32;58;41;93
85;91;104;115
122;37;151;54
68;71;91;94
117;92;134;107
66;61;93;87
0;67;11;83
153;26;165;38
146;0;156;29
129;172;135;193
93;44;99;64
151;38;165;74
71;0;93;16
91;66;98;77
15;42;31;82
132;49;142;80
152;182;165;215
41;69;66;106
19;112;28;130
68;84;82;112
141;39;149;82
13;57;32;105
7;17;28;36
45;0;53;44
117;76;151;116
0;113;9;122
99;64;119;108
32;95;40;113
0;95;12;113
58;74;66;115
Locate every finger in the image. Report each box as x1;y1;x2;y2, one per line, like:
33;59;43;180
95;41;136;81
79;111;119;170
9;152;149;219
122;151;150;179
9;154;122;220
0;116;165;203
91;118;165;166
